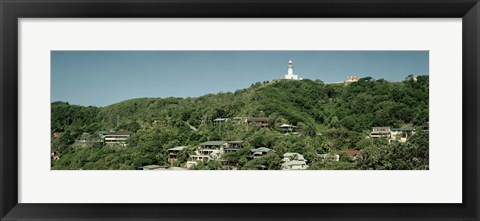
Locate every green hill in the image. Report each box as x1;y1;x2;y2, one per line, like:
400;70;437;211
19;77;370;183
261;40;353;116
51;76;429;170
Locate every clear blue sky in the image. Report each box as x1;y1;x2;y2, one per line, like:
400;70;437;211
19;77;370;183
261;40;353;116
51;51;429;107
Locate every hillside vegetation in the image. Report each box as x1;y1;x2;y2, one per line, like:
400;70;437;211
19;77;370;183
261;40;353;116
51;76;429;170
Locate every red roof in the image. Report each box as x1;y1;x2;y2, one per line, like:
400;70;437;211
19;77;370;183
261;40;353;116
341;150;362;156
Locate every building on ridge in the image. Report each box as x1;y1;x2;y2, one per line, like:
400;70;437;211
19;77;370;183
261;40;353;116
284;60;301;80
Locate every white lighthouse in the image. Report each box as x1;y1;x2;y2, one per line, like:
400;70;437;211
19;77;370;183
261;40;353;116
284;60;300;80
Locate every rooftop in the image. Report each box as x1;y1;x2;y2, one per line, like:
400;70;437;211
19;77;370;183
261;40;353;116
168;146;188;151
247;117;272;122
391;128;416;131
107;131;133;136
279;124;297;128
372;127;391;129
342;150;362;156
250;147;273;153
283;153;305;160
200;141;227;146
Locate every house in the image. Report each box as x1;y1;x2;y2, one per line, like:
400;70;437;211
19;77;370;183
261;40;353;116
282;160;309;170
249;147;274;159
167;146;188;164
318;153;340;162
186;155;212;169
370;127;391;138
279;124;299;135
370;127;416;143
281;153;308;170
246;117;272;128
213;118;229;126
224;141;244;153
200;141;229;149
344;76;359;85
185;141;228;168
104;131;133;146
390;128;416;143
341;150;362;160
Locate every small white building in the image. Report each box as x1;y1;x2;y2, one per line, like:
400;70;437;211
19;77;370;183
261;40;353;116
104;131;133;146
390;128;416;143
370;127;416;143
284;60;301;80
370;127;391;138
186;155;212;169
279;124;299;135
344;76;359;85
281;152;308;170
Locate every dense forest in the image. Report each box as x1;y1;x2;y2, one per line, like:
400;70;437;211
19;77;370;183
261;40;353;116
51;76;429;170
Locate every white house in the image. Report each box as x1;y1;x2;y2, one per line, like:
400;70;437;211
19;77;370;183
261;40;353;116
186;155;212;169
279;124;299;135
369;127;391;138
281;152;308;170
390;128;416;143
104;131;133;146
370;127;416;143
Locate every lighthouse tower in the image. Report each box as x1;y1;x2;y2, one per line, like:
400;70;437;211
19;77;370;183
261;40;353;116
284;60;300;80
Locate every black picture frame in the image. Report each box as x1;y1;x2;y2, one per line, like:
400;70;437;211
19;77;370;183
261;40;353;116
1;0;479;220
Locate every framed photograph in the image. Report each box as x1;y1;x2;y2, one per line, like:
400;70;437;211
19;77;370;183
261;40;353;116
1;0;479;220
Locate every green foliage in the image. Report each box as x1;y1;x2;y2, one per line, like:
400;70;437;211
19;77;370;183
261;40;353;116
51;76;429;170
356;131;429;170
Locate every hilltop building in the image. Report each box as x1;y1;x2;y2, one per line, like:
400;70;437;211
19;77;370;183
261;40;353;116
344;76;359;85
284;60;301;80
